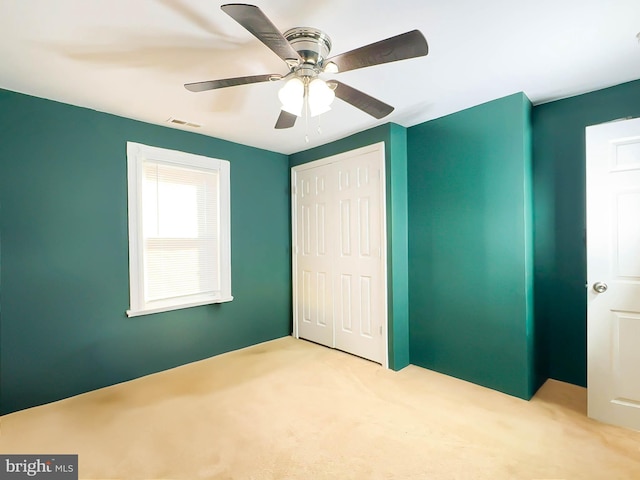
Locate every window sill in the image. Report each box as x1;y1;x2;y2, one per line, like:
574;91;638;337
126;296;234;317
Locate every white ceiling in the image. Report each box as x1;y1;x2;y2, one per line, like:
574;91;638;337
1;0;639;155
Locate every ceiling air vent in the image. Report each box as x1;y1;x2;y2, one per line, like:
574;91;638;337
167;117;202;128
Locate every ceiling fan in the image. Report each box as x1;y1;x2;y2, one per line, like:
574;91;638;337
185;3;429;130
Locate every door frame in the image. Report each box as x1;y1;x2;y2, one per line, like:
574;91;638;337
291;142;389;368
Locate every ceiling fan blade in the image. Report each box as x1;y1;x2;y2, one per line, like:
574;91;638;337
221;4;301;64
275;110;297;129
332;81;394;119
325;30;428;73
185;74;281;92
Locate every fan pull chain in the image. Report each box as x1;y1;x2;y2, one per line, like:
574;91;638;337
304;82;310;143
317;115;322;135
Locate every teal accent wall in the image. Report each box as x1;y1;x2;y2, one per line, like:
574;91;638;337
0;89;291;414
290;123;410;370
532;78;640;387
408;93;536;399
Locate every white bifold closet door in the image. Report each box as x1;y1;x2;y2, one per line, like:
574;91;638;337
292;143;387;365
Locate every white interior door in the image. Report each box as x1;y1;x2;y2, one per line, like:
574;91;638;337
586;117;640;431
292;143;387;365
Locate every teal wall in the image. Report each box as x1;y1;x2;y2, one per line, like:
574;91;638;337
532;78;640;387
0;89;291;414
290;124;410;370
407;93;536;399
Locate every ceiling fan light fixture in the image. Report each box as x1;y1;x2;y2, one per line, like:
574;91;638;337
278;77;304;116
323;61;339;74
308;78;335;117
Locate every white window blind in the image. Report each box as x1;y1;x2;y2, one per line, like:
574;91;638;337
126;143;232;317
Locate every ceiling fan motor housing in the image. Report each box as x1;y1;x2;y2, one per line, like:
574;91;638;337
284;27;332;67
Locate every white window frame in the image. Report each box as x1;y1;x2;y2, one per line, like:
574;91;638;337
126;142;232;317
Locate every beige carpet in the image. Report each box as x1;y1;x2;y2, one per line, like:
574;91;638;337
1;336;639;479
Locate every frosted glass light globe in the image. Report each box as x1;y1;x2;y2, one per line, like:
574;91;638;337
278;78;304;116
308;78;335;117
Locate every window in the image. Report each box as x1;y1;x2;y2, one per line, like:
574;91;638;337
126;142;232;317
